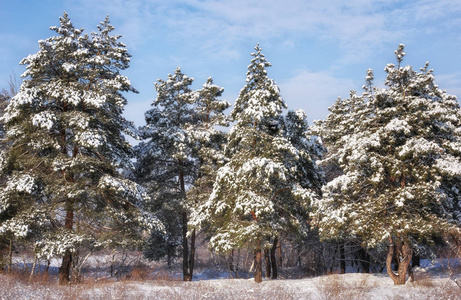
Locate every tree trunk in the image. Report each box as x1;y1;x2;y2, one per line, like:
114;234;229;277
228;248;235;278
277;239;282;269
29;256;37;282
254;239;262;283
264;248;271;278
0;248;3;273
189;228;196;280
396;241;413;284
339;242;346;274
59;251;72;285
412;254;420;267
229;248;240;279
297;243;302;267
386;237;399;284
270;236;278;279
236;248;241;279
8;239;12;273
179;167;193;282
59;204;73;285
181;217;196;282
110;250;116;277
182;210;191;281
392;241;400;272
358;247;370;273
167;248;172;269
44;259;50;281
386;236;413;285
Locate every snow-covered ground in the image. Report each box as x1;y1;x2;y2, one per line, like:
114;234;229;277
1;258;459;299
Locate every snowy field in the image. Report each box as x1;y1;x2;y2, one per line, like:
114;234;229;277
0;257;459;299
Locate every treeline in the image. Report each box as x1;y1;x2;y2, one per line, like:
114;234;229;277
0;13;460;286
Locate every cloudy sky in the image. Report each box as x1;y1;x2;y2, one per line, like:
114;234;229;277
1;0;460;127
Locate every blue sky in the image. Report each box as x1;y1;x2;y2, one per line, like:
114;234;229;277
1;0;461;127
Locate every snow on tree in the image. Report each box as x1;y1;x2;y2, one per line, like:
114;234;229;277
0;88;11;271
313;44;461;285
284;109;324;190
135;67;199;280
188;77;230;221
0;92;10;153
195;45;320;283
0;13;162;284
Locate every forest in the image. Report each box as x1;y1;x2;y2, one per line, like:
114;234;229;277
0;13;460;296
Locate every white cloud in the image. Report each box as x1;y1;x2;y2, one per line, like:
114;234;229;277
436;72;461;99
279;70;357;123
3;0;460;126
62;0;461;66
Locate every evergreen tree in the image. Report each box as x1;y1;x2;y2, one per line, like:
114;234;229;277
196;45;320;283
284;109;324;191
188;77;230;222
136;67;198;280
0;13;161;284
313;44;461;285
0;90;9;149
0;88;10;271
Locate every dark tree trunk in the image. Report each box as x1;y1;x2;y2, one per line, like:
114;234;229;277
180;169;190;281
58;111;74;285
297;243;302;267
180;169;196;282
189;228;196;280
59;204;73;285
167;247;173;269
59;251;72;285
228;248;235;278
182;210;191;281
228;248;240;279
181;213;197;282
254;239;262;283
358;247;370;273
412;254;420;267
110;250;116;277
264;248;271;278
392;239;401;272
0;249;3;273
270;236;278;279
339;242;346;274
236;248;240;279
44;259;50;281
8;239;12;273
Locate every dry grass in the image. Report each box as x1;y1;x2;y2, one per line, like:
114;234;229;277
314;274;378;300
410;272;437;288
2;248;460;300
2;271;460;300
383;281;461;300
0;273;301;300
124;262;151;281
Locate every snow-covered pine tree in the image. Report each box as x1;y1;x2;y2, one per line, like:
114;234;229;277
284;109;324;191
185;77;230;276
0;88;10;271
313;44;461;285
0;13;161;285
0;75;17;152
136;67;198;280
281;109;325;275
188;77;229;221
0;90;9;150
196;45;319;283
